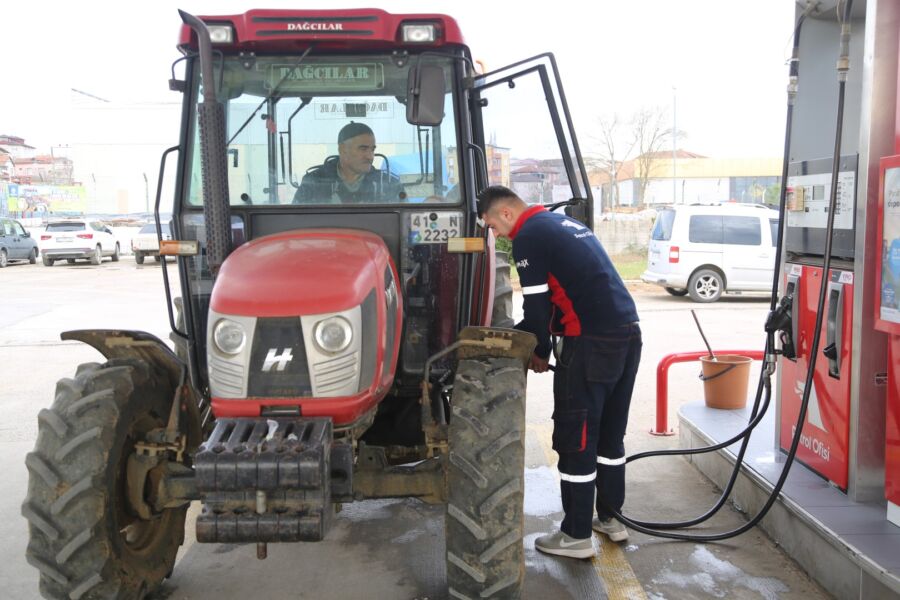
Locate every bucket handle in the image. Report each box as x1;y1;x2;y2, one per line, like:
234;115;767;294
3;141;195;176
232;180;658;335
698;363;738;382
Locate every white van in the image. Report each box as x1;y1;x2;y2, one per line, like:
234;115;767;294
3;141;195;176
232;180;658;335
641;204;779;302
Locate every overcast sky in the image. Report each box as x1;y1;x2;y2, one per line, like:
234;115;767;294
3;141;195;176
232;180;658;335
2;0;798;159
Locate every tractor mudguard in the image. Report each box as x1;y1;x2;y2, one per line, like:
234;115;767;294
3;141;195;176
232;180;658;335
61;329;203;448
455;326;537;369
62;329;183;386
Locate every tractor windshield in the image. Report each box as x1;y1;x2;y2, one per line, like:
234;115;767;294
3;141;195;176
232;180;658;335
186;54;461;207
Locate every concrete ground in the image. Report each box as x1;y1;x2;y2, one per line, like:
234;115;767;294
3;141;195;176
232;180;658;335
0;260;829;599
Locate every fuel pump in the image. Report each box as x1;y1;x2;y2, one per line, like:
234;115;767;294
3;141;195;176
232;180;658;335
597;0;898;541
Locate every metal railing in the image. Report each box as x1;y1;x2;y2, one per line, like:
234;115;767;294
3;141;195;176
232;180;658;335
651;350;765;436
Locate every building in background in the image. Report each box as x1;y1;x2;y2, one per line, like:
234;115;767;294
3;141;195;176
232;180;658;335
446;142;511;191
486;143;510;188
11;155;74;186
590;150;782;208
0;149;12;181
0;136;85;218
0;135;36;160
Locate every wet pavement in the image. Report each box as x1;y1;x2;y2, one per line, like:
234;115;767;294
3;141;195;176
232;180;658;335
0;262;830;599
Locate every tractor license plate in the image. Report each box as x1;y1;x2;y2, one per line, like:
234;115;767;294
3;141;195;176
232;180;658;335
408;212;462;245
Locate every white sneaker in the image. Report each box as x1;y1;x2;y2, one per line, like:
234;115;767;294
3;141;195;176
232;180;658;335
534;530;596;559
592;518;628;542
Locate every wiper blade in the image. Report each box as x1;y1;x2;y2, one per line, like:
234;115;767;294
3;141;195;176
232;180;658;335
227;46;313;146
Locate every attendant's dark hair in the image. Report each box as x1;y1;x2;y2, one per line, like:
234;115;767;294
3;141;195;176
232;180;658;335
476;185;522;216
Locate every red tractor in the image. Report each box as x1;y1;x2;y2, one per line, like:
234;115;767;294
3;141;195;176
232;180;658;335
22;9;593;599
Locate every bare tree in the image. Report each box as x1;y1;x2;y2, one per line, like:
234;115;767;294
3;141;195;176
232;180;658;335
588;114;636;211
631;106;674;208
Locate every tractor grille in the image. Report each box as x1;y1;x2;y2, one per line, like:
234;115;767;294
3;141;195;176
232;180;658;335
248;317;312;397
209;355;245;396
313;352;359;395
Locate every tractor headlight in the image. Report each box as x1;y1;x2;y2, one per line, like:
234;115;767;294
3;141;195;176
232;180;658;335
213;319;246;354
400;23;437;43
313;316;353;353
207;24;234;44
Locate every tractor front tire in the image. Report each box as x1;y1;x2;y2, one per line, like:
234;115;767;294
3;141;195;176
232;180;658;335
446;356;526;599
22;360;187;600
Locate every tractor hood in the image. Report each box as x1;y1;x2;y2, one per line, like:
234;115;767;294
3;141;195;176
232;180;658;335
210;229;387;317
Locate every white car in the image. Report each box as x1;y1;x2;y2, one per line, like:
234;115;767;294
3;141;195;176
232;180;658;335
641;204;779;302
132;223;171;264
40;220;120;266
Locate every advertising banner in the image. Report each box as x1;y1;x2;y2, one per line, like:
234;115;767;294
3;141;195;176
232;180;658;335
877;157;900;334
4;184;87;216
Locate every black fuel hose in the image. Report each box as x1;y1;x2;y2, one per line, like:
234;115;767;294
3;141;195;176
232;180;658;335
617;7;808;530
597;0;853;540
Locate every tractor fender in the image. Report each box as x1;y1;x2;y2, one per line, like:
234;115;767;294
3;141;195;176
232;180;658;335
62;329;183;386
61;329;204;448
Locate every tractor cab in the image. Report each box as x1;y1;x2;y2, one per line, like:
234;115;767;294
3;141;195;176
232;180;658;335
167;8;594;438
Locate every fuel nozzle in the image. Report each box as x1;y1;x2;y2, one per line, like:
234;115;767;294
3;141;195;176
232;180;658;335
765;295;796;360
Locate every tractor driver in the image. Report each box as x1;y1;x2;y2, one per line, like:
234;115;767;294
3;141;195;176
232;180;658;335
293;122;405;204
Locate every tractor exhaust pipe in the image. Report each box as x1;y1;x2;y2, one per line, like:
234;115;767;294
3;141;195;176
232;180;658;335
179;10;232;275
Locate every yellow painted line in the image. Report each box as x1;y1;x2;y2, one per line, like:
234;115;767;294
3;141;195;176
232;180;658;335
529;423;648;600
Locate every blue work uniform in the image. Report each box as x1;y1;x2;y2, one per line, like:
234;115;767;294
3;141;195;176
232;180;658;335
510;205;642;539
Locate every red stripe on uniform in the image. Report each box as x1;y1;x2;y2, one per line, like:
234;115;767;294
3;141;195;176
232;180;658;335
508;205;546;239
580;420;587;452
548;273;582;336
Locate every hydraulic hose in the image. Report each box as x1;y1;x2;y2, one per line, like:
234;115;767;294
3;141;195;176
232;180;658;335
601;0;852;540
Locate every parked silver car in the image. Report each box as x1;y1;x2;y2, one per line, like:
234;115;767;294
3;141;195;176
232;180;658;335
0;217;39;267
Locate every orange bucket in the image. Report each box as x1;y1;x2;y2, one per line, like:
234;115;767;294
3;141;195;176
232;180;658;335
699;355;752;409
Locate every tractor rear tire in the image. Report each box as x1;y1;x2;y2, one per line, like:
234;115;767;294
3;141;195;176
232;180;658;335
446;356;526;599
491;251;515;328
22;360;187;600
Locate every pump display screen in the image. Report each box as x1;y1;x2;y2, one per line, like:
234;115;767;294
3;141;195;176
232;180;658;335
785;156;858;259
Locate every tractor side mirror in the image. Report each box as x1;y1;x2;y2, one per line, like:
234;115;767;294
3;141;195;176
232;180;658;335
406;65;445;126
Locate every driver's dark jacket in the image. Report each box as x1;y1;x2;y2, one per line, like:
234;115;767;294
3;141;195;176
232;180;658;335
293;157;405;204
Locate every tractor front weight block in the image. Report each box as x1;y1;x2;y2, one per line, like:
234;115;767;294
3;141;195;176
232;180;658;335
195;417;336;543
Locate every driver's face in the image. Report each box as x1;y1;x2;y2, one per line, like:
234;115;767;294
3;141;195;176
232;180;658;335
338;133;376;179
